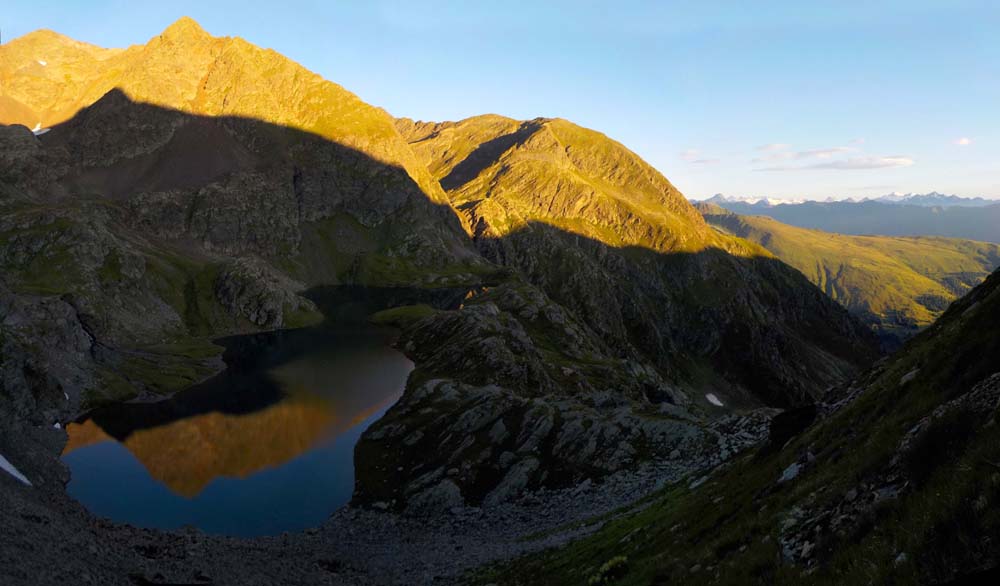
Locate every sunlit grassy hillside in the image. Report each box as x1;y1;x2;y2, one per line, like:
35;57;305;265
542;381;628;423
697;203;1000;343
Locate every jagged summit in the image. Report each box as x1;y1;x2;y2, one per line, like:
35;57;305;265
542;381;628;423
399;114;713;252
0;19;451;202
158;16;211;42
8;28;75;46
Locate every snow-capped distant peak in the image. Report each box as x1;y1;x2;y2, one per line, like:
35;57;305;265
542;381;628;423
699;192;996;208
703;194;804;206
868;192;994;207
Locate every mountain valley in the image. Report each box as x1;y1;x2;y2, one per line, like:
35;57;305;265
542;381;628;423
0;16;998;586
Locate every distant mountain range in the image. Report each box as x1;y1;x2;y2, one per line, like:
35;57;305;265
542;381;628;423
701;193;1000;243
696;202;1000;347
703;191;999;208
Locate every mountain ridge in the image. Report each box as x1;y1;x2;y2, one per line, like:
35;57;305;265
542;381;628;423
395;114;877;404
706;196;1000;243
0;18;910;585
697;202;1000;345
704;191;999;208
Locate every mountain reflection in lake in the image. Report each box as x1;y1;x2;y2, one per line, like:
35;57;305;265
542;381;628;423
61;287;467;536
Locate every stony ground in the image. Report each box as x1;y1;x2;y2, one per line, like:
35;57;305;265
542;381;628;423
0;410;771;586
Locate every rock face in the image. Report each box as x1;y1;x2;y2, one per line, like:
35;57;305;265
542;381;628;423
213;258;318;329
356;282;728;510
397;115;879;407
491;267;1000;585
4;19;876;525
0;22;487;417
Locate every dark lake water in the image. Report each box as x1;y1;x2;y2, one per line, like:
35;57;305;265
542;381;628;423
61;287;466;536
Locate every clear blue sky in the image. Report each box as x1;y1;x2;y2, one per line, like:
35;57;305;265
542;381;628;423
5;1;999;199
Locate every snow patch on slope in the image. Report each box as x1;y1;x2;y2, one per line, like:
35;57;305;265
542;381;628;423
705;393;725;407
0;453;32;486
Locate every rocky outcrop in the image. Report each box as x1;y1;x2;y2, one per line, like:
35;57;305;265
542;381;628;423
489;268;1000;585
399;116;879;407
355;281;774;510
778;373;1000;568
0;21;492;413
214;258;319;329
0;283;97;427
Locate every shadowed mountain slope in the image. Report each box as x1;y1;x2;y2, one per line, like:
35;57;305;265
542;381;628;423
0;92;486;419
492;267;1000;585
0;17;956;585
697;202;1000;345
0;17;449;201
344;116;879;510
397;115;879;408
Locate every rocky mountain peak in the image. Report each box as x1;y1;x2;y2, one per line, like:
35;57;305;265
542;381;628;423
158;16;212;44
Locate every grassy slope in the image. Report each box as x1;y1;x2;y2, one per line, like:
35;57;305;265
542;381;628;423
399;115;733;256
487;269;1000;585
398;115;878;407
698;203;1000;338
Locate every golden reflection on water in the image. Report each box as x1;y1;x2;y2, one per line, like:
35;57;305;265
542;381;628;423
64;343;407;498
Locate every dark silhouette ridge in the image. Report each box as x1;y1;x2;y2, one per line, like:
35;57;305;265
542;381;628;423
37;89;474;259
470;220;879;408
6;88;878;413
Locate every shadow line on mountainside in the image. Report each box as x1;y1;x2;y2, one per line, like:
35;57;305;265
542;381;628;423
9;88;875;416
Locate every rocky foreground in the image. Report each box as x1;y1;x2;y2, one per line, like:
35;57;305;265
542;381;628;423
0;398;771;585
1;18;890;585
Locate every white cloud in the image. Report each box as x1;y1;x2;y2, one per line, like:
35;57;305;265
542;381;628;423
752;151;796;163
953;137;973;146
814;156;914;170
680;149;700;162
756;143;790;152
758;156;915;171
680;149;719;164
796;147;852;159
752;146;851;163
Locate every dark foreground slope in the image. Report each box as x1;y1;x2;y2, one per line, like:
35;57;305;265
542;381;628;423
491;267;1000;585
697;202;1000;345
